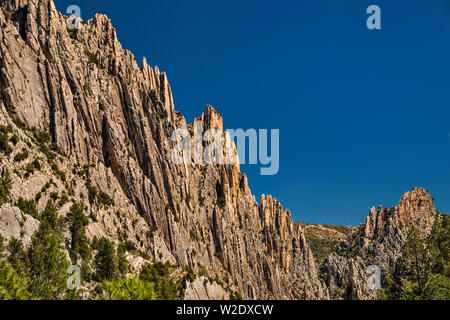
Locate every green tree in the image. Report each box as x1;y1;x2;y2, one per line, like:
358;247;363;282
94;238;118;281
0;234;4;258
7;238;29;277
421;274;450;300
140;262;170;283
17;197;38;219
100;277;158;300
139;262;179;299
427;214;450;277
117;244;129;276
0;168;12;205
0;130;12;155
66;202;91;263
27;223;70;299
390;227;433;299
384;216;450;300
0;260;30;300
40;200;62;232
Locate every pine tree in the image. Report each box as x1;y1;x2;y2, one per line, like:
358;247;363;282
427;214;450;277
40;200;61;232
421;274;450;300
101;277;158;300
117;244;129;276
0;168;12;205
27;231;70;299
139;262;179;299
27;205;71;300
0;234;5;258
390;227;433;299
0;260;30;300
7;238;29;277
94;237;118;281
66;202;91;263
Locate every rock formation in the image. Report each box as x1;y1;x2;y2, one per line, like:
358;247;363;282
0;0;444;300
322;187;439;299
0;0;325;299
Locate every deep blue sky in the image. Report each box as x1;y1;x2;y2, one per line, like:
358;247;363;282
55;0;450;225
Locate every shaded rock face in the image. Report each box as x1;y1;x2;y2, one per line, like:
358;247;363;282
0;0;325;299
322;187;438;299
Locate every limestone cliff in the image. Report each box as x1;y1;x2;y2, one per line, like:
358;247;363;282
0;0;325;299
0;0;444;301
322;187;439;299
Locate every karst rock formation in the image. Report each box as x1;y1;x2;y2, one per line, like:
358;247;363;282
0;0;441;300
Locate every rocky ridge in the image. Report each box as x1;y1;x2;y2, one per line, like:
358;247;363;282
322;187;439;299
0;0;443;300
0;0;325;299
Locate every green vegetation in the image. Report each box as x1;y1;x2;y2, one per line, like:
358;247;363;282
216;197;226;209
229;291;243;300
0;260;30;300
0;199;78;300
17;198;38;219
0;125;13;155
340;225;365;258
9;134;19;146
421;274;450;300
24;158;41;178
99;277;158;300
86;180;115;208
94;237;119;282
0;168;12;205
98;191;115;208
0;234;4;257
0;215;199;301
117;244;129;276
40;200;63;230
214;251;224;264
300;223;356;264
12;117;27;130
31;127;65;165
309;238;341;265
378;214;450;300
13;149;29;162
6;238;28;277
66;203;91;263
84;50;104;69
139;262;185;300
27;226;71;299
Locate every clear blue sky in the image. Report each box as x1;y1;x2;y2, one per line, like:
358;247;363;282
54;0;450;225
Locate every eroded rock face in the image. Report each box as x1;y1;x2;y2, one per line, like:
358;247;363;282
0;204;39;246
0;0;442;301
184;277;229;300
322;187;438;299
0;0;325;299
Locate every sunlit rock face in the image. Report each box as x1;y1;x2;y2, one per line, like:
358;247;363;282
0;0;326;299
0;0;441;300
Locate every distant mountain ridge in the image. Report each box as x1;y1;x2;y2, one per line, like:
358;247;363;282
298;223;357;265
